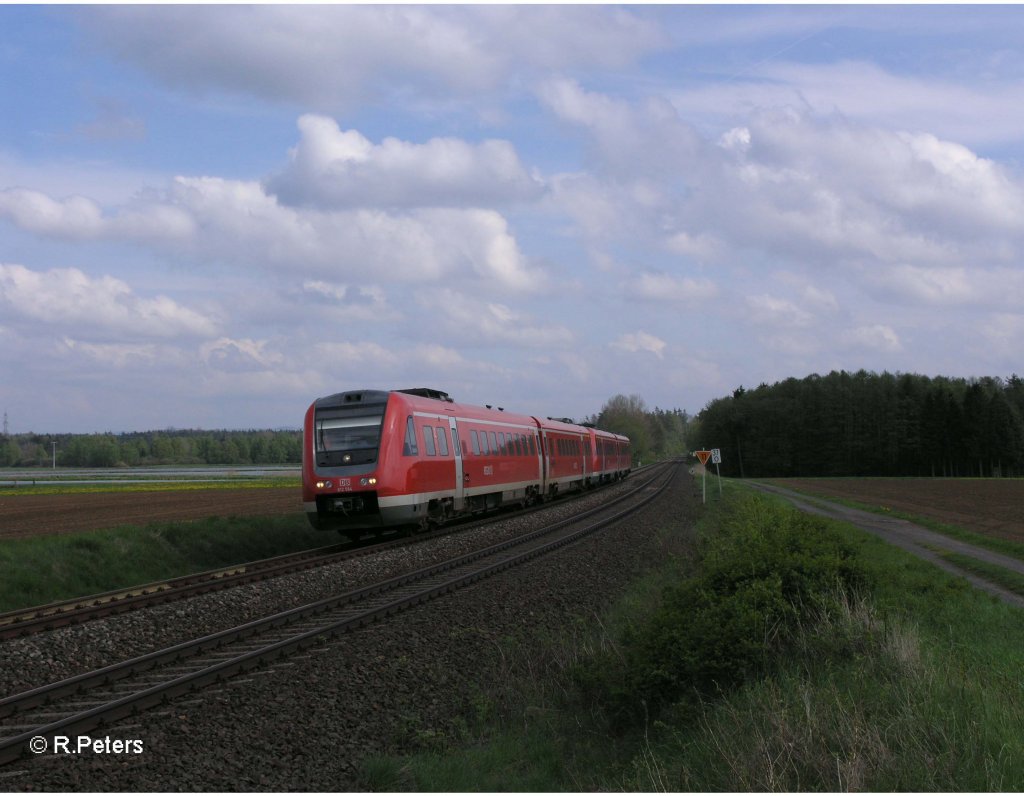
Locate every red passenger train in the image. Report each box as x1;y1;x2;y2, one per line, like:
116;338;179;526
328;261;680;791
302;388;631;533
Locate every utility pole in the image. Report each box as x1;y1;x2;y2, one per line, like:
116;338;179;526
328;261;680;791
52;441;57;469
2;410;8;437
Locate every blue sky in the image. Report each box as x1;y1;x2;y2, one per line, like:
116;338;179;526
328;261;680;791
3;5;1024;433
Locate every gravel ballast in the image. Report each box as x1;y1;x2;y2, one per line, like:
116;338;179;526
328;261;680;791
2;465;699;790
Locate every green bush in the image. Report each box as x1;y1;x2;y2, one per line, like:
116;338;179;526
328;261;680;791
574;493;871;727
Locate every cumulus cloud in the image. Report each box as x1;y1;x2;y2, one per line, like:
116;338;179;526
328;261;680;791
84;6;666;110
841;324;902;353
672;60;1024;147
0;187;195;241
708;109;1024;268
268;115;543;209
745;294;815;328
0;175;543;291
424;288;574;347
611;330;667;359
862;263;1024;309
200;337;284;372
59;338;161;368
302;280;393;322
539;77;705;177
542;81;1024;282
0;263;218;340
624;271;719;305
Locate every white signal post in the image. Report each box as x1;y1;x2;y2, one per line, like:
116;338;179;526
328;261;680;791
711;448;722;496
695;450;712;503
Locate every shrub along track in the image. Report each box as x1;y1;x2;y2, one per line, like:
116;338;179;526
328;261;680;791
2;458;688;774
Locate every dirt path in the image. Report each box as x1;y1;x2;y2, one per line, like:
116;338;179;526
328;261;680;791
768;477;1024;543
747;481;1024;610
0;487;303;540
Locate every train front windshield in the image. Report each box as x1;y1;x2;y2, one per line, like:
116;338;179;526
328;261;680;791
314;406;385;464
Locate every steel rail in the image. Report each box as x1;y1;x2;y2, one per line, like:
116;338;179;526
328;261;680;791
0;462;676;766
0;466;654;640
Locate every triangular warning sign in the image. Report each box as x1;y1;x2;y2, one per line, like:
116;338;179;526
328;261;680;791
695;450;711;465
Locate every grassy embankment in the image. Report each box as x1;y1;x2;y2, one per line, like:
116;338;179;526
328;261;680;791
0;480;323;613
360;479;1024;791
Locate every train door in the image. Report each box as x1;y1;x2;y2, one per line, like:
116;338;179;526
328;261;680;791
541;430;551;488
449;417;465;511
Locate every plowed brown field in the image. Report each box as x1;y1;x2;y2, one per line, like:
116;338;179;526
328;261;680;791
766;478;1024;543
0;487;303;540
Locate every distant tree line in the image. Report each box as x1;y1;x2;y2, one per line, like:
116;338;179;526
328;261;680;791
690;371;1024;478
0;429;302;468
588;394;690;465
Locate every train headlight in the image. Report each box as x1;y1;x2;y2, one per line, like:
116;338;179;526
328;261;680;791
360;477;377;486
316;480;332;489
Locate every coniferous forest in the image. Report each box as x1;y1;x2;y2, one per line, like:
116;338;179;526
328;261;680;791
691;371;1024;479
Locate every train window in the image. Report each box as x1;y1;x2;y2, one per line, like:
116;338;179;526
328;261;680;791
498;432;506;455
451;428;462;457
437;427;450;456
529;436;536;456
403;416;418;456
489;431;498;455
471;430;481;455
514;435;523;456
423;426;436;456
480;430;490;455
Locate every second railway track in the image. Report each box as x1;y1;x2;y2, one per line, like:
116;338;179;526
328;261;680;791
0;467;656;641
0;461;678;767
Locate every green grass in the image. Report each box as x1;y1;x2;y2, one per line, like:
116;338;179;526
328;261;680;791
0;513;329;612
358;480;1024;791
938;551;1024;598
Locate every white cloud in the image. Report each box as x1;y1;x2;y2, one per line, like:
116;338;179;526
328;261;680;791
0;187;196;242
841;324;902;353
0;263;218;340
59;338;161;368
425;288;573;347
301;280;395;325
745;294;815;328
540;81;1024;281
980;313;1024;360
268;115;543;208
611;330;667;359
539;77;704;177
672;60;1024;146
625;271;719;305
86;6;666;110
200;337;284;371
863;264;1024;308
0;190;104;238
1;175;542;291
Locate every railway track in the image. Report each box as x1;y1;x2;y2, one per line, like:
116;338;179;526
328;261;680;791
0;470;652;641
0;461;676;766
